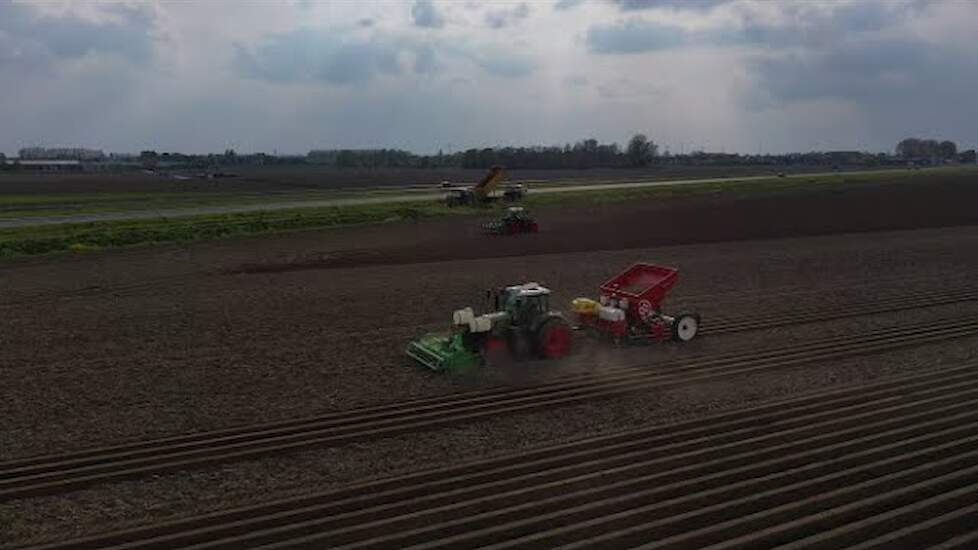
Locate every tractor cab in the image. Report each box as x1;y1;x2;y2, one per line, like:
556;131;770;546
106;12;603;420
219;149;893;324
408;281;571;371
503;206;529;221
493;282;550;327
484;207;539;235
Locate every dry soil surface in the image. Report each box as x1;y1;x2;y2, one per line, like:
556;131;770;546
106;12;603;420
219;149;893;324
2;181;978;546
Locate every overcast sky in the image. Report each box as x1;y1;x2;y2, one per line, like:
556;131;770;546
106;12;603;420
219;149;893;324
1;0;975;155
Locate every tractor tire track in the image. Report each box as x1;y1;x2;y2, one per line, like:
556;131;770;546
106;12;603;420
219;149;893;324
23;361;978;549
1;315;977;502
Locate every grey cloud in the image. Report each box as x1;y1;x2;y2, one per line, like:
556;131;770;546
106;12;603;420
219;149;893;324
612;0;732;11
735;4;978;149
412;0;445;28
236;25;535;85
0;2;156;71
587;20;688;53
564;75;589;86
485;3;531;29
555;0;586;10
0;33;52;74
439;40;535;78
8;0;972;158
733;2;918;49
234;29;415;85
470;50;534;77
589;2;920;55
358;18;375;27
596;77;665;99
831;1;896;32
413;44;440;74
747;38;975;107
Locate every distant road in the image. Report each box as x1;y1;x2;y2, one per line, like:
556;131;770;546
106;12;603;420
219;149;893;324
0;168;913;228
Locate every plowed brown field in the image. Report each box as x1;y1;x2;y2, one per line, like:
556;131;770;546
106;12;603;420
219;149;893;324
2;176;978;547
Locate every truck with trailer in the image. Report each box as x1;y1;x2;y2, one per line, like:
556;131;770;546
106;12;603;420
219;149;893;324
444;165;526;207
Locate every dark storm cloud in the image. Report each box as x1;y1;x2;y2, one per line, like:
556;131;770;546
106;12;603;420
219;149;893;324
743;32;978;148
586;19;688;53
731;2;966;110
747;38;977;107
234;29;411;85
0;2;156;71
485;3;531;29
411;0;445;28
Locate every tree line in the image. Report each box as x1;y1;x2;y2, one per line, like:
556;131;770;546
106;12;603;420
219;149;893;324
6;134;976;171
896;138;958;159
457;135;657;169
305;134;659;170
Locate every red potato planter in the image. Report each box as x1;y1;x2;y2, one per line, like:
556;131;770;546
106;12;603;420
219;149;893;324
572;263;701;344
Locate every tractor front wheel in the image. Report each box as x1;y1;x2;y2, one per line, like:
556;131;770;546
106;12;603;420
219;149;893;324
671;313;700;343
537;318;572;359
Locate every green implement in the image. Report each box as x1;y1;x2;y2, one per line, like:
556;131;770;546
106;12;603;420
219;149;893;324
406;332;481;372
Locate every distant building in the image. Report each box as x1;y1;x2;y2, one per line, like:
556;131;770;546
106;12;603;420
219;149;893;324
4;159;84;172
18;147;105;161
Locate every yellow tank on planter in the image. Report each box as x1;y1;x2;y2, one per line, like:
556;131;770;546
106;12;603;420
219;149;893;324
571;297;600;315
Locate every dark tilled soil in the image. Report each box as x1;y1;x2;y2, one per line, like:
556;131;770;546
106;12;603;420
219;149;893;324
230;174;978;272
4;328;977;547
2;177;978;545
1;179;977;459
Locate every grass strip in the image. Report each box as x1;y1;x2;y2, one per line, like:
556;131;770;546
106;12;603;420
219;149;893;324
0;202;458;257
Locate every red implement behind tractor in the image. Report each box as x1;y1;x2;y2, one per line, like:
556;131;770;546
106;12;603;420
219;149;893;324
573;263;700;343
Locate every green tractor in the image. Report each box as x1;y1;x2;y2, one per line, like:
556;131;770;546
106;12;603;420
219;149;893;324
483;207;539;235
406;282;572;372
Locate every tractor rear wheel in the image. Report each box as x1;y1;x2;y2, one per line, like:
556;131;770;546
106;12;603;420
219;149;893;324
537;318;572;359
671;313;700;342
